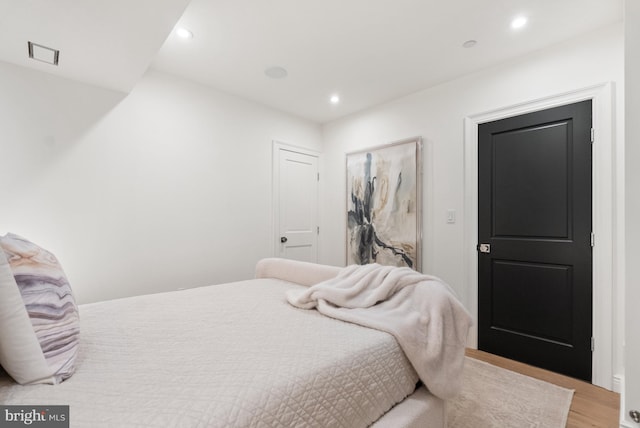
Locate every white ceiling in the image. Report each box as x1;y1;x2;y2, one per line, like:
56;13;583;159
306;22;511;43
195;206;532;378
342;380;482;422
0;0;623;124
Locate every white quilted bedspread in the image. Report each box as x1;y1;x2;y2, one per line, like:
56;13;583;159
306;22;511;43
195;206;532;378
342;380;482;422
0;279;419;427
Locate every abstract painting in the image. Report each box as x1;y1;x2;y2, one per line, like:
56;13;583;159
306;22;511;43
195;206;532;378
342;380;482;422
346;137;422;271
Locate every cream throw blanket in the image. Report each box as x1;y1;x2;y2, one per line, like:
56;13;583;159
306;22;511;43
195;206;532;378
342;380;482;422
286;263;473;400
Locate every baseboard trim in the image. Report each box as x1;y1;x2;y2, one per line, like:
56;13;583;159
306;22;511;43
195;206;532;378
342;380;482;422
618;375;639;428
614;374;623;394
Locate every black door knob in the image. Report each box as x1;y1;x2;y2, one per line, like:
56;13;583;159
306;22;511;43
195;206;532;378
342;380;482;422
280;236;288;243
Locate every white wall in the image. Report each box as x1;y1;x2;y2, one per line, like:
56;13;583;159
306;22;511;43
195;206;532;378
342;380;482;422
321;23;625;381
0;62;322;304
623;0;640;425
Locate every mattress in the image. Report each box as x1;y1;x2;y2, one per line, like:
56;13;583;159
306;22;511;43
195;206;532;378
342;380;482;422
0;278;420;427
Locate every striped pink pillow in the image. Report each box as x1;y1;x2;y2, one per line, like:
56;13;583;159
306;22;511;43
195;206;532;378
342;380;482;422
0;233;79;384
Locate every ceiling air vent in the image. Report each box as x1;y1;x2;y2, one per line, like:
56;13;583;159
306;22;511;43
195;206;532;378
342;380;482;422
27;41;59;66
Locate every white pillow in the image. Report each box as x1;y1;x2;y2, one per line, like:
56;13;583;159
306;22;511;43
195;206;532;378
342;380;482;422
255;258;341;286
0;233;79;384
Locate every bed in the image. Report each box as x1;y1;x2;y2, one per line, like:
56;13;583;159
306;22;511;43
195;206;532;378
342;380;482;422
0;254;469;427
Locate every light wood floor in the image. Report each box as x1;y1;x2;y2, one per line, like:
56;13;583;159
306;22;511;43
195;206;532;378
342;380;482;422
466;349;620;427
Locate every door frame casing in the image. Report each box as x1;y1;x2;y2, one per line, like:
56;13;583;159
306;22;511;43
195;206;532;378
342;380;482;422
272;141;321;261
463;83;615;389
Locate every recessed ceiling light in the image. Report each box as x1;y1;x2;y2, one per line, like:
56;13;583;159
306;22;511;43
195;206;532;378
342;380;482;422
330;94;340;104
175;27;193;39
511;16;528;30
462;40;477;48
264;66;288;79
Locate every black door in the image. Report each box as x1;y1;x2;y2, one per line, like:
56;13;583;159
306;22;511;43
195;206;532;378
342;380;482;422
478;100;593;381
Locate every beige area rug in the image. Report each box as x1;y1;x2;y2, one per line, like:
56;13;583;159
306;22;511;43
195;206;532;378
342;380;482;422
447;357;574;428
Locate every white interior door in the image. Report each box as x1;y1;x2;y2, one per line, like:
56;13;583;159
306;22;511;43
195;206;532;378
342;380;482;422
274;144;319;262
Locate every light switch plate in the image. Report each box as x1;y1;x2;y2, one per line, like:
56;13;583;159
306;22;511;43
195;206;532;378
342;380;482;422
446;209;456;224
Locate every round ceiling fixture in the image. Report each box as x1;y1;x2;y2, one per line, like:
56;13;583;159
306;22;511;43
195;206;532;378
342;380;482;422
175;27;194;39
462;40;477;48
511;16;528;30
330;94;340;104
264;66;288;79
